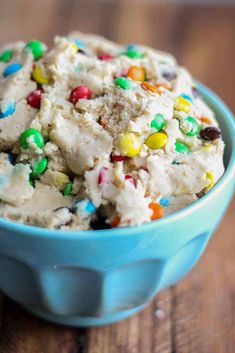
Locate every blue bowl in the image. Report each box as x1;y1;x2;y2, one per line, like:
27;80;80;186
0;83;234;327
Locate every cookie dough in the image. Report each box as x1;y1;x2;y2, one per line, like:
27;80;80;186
0;33;225;230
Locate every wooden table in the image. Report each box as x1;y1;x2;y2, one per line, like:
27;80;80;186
0;1;234;352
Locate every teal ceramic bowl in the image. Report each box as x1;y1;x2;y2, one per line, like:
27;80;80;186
0;83;234;327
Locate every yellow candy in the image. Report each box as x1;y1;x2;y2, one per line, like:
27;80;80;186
71;43;79;52
145;132;168;149
32;66;51;85
205;171;214;190
201;143;213;151
118;132;141;157
127;66;145;82
174;96;191;113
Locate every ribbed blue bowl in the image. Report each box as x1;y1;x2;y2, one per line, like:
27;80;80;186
0;83;234;327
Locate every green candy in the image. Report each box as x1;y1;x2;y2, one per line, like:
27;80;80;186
150;113;166;131
179;116;200;136
124;49;145;59
175;141;190;154
25;40;45;60
20;128;44;149
0;49;13;63
114;77;133;90
63;181;73;196
31;157;48;177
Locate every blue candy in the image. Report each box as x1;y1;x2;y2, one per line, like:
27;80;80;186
8;153;16;164
0;98;16;119
159;197;170;208
127;43;138;50
180;93;193;103
72;199;96;216
73;39;85;49
3;63;22;78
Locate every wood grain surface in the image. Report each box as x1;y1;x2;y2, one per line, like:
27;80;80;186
0;1;234;352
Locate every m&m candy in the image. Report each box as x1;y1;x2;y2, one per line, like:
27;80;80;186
111;215;121;227
145;132;168;149
205;171;214;190
63;181;73;196
118;132;141;157
174;96;191;113
179;116;200;136
150;113;166;131
180;93;193;103
0;49;13;63
159;197;170;208
31;157;48;177
141;82;159;94
110;154;129;163
0;98;16;119
199;116;212;125
175;141;190;154
3;63;22;78
124;49;145;59
127;66;145;82
98;54;113;61
19;128;44;149
32;66;51;85
114;77;133;90
27;89;43;109
25;40;46;60
69;86;92;104
149;202;164;220
200;126;221;141
98;167;109;186
72;199;96;216
73;39;86;49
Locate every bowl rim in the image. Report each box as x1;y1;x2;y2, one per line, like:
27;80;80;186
0;82;235;240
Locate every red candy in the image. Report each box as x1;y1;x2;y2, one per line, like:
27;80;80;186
69;86;92;104
27;88;43;109
98;54;113;61
98;167;109;186
125;175;137;188
110;154;129;163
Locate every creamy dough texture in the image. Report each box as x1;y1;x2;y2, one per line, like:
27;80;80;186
0;32;225;230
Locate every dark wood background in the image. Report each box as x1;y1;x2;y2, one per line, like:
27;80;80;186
0;1;234;352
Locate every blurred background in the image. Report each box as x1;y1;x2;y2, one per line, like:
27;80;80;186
0;0;235;110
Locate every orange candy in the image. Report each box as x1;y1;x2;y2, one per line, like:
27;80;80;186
155;82;172;91
149;202;164;220
141;81;159;94
111;216;121;228
127;66;145;82
199;116;212;125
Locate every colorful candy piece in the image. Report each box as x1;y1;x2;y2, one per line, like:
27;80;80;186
3;63;22;78
27;88;43;109
31;157;48;177
159;197;170;208
0;98;16;119
127;44;138;51
98;54;113;61
98;167;109;186
63;181;73;196
199;116;212;125
32;66;51;85
114;77;133;90
73;39;86;49
72;199;96;216
69;86;92;104
141;82;159;94
180;93;193;103
19;128;44;149
127;66;145;82
0;49;13;63
149;202;164;220
25;40;46;60
200;126;222;141
111;215;121;228
118;132;141;157
145;132;168;149
125;175;137;188
155;82;172;91
150;113;166;131
110;154;129;163
174;96;191;113
8;153;16;165
124;49;145;59
205;171;214;190
179;116;200;136
175;141;190;154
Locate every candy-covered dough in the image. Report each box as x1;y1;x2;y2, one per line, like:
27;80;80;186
0;32;225;230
